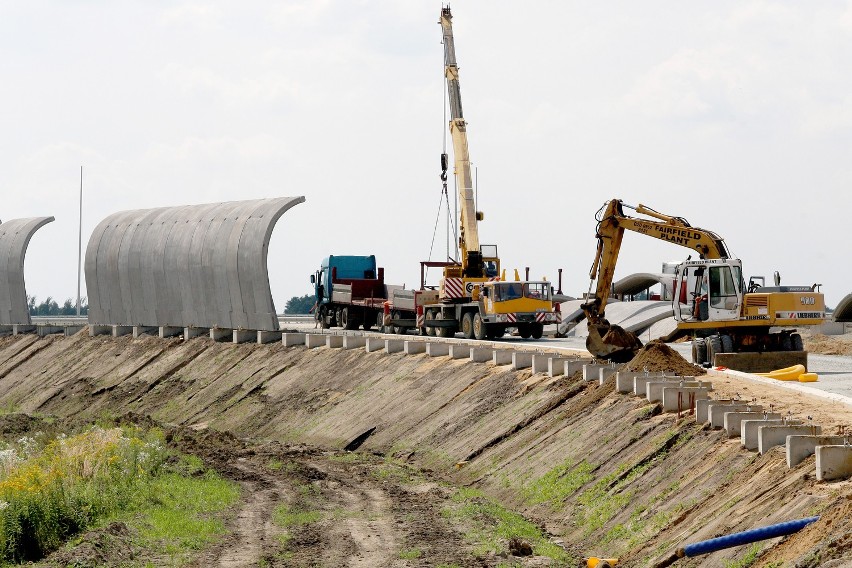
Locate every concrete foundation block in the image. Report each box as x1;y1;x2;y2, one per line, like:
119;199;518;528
427;343;450;357
709;404;759;429
257;330;282;344
326;335;344;348
532;354;551;374
365;337;385;352
132;326;158;338
233;330;255;344
344;336;367;350
661;387;710;412
547;357;569;377
816;445;852;481
305;334;326;348
450;344;471;359
724;412;778;438
583;363;606;382
564;359;589;377
160;326;183;339
63;325;86;337
696;399;734;424
283;333;306;347
788;436;849;468
493;350;513;365
742;419;801;451
89;325;112;337
759;425;822;455
648;381;700;403
598;366;618;385
634;374;670;397
0;325;12;336
385;339;405;354
183;327;208;340
210;328;232;342
404;340;426;354
512;352;533;370
113;326;133;338
13;325;36;335
470;347;492;362
36;325;64;337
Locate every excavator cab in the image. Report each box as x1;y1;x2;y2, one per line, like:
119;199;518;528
672;259;742;323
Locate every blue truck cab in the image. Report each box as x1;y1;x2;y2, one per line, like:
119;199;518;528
311;255;386;329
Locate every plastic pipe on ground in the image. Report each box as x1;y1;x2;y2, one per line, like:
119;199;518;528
678;516;819;558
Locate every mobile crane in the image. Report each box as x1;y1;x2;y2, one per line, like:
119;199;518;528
418;7;558;340
582;199;825;365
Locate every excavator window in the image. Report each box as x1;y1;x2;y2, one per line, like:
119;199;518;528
709;266;738;310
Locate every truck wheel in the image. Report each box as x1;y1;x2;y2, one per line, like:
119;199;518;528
530;323;544;339
391;311;403;334
461;313;474;339
319;306;331;329
791;333;804;352
426;309;437;337
362;317;373;331
720;334;734;353
341;307;358;330
473;313;487;340
518;324;532;339
692;338;706;364
707;335;722;365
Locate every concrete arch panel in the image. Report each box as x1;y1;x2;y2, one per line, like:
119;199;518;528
0;216;54;325
835;294;852;322
85;197;304;330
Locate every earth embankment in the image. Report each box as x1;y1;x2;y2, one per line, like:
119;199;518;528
0;332;849;567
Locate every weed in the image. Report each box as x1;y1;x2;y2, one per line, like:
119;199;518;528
272;505;323;528
522;459;594;510
724;543;762;568
398;547;422;559
267;459;283;471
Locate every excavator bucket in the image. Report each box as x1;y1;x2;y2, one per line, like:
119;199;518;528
586;321;643;363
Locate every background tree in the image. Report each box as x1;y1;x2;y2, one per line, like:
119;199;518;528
284;294;315;314
27;296;88;316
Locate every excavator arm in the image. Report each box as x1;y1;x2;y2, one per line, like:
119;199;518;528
583;199;730;361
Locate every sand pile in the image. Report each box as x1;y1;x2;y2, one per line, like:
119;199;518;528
624;340;706;376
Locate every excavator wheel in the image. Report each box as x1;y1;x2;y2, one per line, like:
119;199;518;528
791;333;804;352
706;335;722;365
691;338;706;365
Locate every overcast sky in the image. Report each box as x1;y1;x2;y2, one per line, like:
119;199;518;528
2;1;850;311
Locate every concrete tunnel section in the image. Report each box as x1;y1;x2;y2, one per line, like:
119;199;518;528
85;197;305;332
834;293;852;322
0;216;55;326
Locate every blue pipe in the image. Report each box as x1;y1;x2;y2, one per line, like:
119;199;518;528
681;516;819;557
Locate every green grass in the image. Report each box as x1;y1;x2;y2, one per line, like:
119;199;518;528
724;543;762;568
272;505;323;528
398;547;422;559
443;487;573;564
522;459;594;510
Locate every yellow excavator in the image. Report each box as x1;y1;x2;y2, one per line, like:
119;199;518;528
582;199;825;365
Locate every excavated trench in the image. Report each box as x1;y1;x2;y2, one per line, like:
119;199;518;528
0;332;850;567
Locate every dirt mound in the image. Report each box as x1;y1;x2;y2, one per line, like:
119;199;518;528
624;340;706;376
46;522;134;568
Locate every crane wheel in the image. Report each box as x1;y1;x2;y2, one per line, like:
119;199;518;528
530;323;544;339
461;313;474;339
473;313;487;340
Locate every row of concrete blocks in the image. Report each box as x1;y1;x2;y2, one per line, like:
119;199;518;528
1;324;87;338
695;398;851;481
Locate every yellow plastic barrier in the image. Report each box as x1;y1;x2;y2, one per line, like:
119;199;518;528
756;364;807;381
798;373;819;383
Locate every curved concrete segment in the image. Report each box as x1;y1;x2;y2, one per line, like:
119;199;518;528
85;197;305;331
0;217;55;326
612;273;668;297
834;293;852;322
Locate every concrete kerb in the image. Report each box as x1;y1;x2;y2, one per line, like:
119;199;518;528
696;399;734;424
283;333;306;347
616;371;662;394
184;327;208;340
305;334;326;348
450;344;471;359
512;351;534;370
64;325;86;337
815;445;852;481
427;342;451;357
113;326;133;338
788;436;849;468
343;336;367;350
233;330;255;344
132;326;158;338
598;366;618;385
365;337;385;352
708;367;852;408
493;350;513;366
89;325;112;337
564;359;589;377
741;419;802;451
648;380;701;403
326;335;344;349
583;363;607;382
471;347;492;363
35;326;64;337
404;340;426;355
385;339;405;354
210;328;232;342
725;412;780;438
547;357;570;377
758;424;822;455
634;375;684;397
532;354;551;374
257;330;282;344
709;404;760;429
12;325;35;335
661;387;710;412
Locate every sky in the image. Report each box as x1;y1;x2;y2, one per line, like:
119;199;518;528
2;1;850;311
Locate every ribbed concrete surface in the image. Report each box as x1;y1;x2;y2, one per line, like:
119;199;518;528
0;217;54;326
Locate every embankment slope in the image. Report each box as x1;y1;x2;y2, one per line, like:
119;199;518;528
0;332;849;567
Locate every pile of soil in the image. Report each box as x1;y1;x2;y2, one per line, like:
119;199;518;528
623;340;706;376
803;333;852;356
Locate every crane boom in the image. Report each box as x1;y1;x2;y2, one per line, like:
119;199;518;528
440;7;481;275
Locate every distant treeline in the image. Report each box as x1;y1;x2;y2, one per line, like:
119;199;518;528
27;296;89;316
284;294;315;314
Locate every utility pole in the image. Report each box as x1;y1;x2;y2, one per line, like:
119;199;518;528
76;166;83;317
